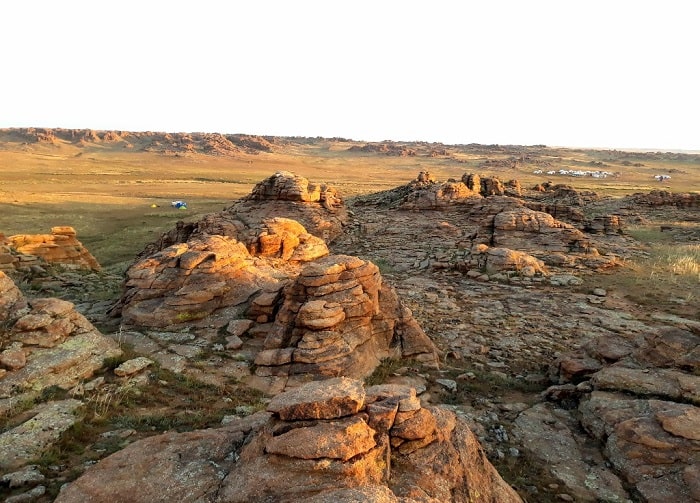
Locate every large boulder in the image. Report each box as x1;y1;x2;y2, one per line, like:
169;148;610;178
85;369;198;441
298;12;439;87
55;379;522;503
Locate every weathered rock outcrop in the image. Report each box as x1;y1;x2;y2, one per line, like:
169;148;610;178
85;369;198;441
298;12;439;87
543;323;700;501
630;190;700;208
118;223;325;327
140;173;348;259
234;171;347;241
397;172;481;210
8;226;100;271
56;378;522;503
346;172;622;281
454;244;548;277
579;393;700;502
112;173;438;390
250;255;438;392
0;272;121;409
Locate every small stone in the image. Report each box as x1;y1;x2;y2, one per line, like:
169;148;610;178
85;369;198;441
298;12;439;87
1;465;45;488
556;494;574;502
83;376;105;391
398;395;422;412
435;378;457;392
592;288;607;297
225;334;244;350
5;485;46;503
114;357;154;377
0;345;27;371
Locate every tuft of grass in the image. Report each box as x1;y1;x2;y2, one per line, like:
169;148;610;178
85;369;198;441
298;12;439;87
364;357;414;386
592;225;700;318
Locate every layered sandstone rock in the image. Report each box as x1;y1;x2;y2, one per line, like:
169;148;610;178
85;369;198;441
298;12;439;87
251;255;438;392
455;244;548;277
118;225;325;327
0;271;121;411
630;190;700;208
400;178;480;209
56;378;522;503
8;226;100;271
349;173;621;279
113;173;437;389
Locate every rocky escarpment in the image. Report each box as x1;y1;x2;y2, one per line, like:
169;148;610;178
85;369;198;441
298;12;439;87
1;128;279;156
55;378;522;503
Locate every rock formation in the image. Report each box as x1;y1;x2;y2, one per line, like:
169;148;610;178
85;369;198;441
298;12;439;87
541;322;700;501
7;226;100;271
630;189;700;208
113;174;437;392
139;172;347;258
0;271;121;412
0;270;121;474
118;224;325;327
250;255;438;392
55;378;522;503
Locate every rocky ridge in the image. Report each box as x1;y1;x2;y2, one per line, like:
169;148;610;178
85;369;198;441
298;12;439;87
0;128;279;156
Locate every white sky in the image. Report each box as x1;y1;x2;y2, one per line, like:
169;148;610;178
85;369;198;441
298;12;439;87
1;1;698;150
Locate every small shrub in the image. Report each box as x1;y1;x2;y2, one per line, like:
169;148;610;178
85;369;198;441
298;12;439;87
364;357;412;386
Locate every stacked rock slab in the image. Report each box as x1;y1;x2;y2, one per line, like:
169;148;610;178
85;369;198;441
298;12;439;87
251;255;438;392
8;226;100;271
55;378;522;503
0;271;121;412
0;233;45;273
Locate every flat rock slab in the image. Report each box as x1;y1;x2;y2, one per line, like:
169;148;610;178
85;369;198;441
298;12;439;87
512;403;630;502
267;377;365;420
266;415;376;461
114;356;154;377
0;399;83;470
